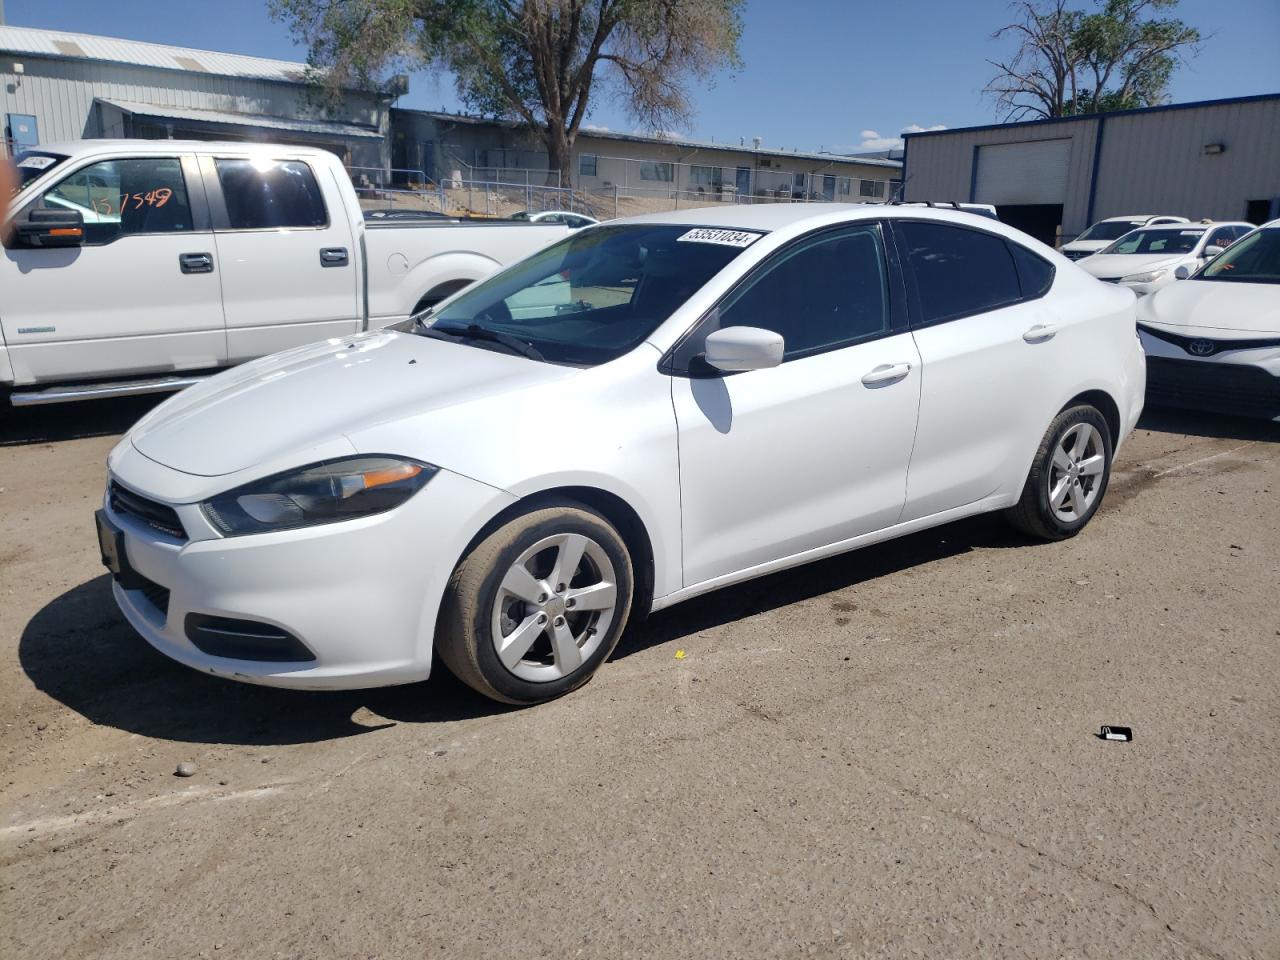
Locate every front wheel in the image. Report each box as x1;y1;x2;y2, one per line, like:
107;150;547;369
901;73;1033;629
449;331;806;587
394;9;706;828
436;504;634;705
1006;405;1113;541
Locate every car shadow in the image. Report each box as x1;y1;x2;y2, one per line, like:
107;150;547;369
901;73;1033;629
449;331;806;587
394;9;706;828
1138;406;1280;442
0;394;166;447
22;516;1028;747
18;574;515;747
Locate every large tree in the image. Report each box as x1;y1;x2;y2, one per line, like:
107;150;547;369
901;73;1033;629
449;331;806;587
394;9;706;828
985;0;1200;121
271;0;744;184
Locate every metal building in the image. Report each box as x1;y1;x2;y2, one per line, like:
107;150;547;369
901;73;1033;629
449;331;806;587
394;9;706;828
0;25;393;168
901;93;1280;246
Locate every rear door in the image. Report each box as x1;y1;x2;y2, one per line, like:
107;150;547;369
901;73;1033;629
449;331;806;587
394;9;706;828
203;154;360;362
0;152;226;384
892;219;1066;521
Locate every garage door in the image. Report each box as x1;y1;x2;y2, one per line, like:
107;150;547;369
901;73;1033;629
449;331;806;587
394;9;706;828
974;139;1070;205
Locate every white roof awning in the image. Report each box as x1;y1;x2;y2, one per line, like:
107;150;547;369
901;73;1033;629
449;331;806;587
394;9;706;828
95;98;383;140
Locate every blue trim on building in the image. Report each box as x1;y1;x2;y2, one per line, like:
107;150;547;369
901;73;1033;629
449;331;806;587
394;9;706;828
968;144;980;202
902;92;1280;143
1084;115;1107;226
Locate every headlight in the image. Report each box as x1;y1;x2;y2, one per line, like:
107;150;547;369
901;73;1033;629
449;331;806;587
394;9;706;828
202;456;437;536
1121;268;1168;284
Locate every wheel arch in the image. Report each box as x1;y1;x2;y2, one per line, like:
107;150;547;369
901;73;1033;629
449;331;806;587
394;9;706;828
452;485;657;620
1063;388;1121;448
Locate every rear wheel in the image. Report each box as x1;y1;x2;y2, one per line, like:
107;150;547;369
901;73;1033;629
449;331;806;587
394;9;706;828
1006;405;1113;540
436;504;633;704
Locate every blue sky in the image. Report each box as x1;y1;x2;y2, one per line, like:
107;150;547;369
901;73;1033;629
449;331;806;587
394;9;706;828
6;0;1278;152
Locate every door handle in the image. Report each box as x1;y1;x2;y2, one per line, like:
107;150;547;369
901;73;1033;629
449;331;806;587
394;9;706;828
1023;323;1058;343
860;362;912;386
179;252;214;274
320;247;349;267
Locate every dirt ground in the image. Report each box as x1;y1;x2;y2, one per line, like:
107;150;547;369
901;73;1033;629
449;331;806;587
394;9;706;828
2;398;1278;960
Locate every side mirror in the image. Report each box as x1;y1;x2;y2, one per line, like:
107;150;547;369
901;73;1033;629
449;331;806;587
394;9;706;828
1174;264;1192;280
16;207;85;248
1203;245;1224;258
703;325;784;372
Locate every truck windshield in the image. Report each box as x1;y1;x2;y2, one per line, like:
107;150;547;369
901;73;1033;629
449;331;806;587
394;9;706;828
12;151;70;193
418;224;761;365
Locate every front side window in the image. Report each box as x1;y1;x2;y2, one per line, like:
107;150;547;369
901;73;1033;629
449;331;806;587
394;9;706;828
716;225;890;361
1207;227;1240;249
35;157;192;244
216;159;326;230
1102;229;1203;256
898;220;1022;325
1198;228;1280;284
423;224;753;365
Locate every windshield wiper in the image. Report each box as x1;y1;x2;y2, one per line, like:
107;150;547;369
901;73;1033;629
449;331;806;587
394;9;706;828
429;322;546;362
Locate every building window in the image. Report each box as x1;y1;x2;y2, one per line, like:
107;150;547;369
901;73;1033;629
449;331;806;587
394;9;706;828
859;179;886;199
689;165;722;188
640;162;673;182
839;177;851;195
579;153;597;177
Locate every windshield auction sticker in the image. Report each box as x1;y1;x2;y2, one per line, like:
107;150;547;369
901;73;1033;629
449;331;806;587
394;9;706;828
17;155;57;170
676;228;762;248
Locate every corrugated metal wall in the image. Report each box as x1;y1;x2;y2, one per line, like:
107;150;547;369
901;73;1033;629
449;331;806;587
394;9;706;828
904;97;1280;238
0;55;390;167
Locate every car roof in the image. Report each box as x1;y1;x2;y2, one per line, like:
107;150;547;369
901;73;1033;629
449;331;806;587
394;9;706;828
1132;221;1251;231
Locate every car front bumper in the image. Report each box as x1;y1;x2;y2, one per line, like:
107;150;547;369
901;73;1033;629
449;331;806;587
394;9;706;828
103;465;513;690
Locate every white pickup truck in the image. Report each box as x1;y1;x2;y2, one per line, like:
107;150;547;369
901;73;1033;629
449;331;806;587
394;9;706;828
1;140;568;408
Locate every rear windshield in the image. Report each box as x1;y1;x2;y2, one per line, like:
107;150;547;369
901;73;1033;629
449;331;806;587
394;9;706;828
1197;229;1279;284
12;151;70;193
1077;220;1145;242
421;224;759;365
1100;229;1204;256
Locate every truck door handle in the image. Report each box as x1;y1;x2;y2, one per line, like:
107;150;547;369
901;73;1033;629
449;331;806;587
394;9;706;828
1023;323;1058;343
860;362;912;386
179;252;214;274
320;247;349;267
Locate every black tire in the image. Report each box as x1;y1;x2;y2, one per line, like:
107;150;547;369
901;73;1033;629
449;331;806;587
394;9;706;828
436;503;634;705
1005;404;1113;541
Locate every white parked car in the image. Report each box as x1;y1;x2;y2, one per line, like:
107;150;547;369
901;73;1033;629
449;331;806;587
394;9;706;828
1077;221;1254;295
1138;220;1280;420
510;209;600;229
1;141;567;409
98;205;1145;704
1060;214;1188;261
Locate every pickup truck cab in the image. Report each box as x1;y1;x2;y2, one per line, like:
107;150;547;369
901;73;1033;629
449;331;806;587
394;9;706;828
2;140;568;408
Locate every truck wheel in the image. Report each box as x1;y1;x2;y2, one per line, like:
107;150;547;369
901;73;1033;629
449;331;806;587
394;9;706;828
1006;405;1113;541
436;503;634;705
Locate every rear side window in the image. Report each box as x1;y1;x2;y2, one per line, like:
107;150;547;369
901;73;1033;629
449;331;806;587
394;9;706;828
1008;242;1055;299
897;221;1022;325
216;159;327;230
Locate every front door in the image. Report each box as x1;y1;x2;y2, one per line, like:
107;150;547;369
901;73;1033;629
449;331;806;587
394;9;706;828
204;155;361;362
0;153;226;385
672;223;921;587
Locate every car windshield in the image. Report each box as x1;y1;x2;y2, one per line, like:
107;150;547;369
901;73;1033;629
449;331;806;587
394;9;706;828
1100;228;1204;256
1197;228;1280;284
418;223;759;365
12;150;70;193
1077;220;1145;242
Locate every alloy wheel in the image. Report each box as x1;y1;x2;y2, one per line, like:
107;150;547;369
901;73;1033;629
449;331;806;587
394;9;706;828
1047;422;1106;523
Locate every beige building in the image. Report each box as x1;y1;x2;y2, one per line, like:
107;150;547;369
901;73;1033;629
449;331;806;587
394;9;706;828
392;108;902;205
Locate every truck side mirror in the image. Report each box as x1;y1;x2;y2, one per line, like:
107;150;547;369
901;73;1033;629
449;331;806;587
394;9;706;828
16;207;85;248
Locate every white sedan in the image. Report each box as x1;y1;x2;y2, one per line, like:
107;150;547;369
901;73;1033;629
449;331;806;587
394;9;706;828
1078;221;1254;295
98;205;1145;704
1138;220;1280;420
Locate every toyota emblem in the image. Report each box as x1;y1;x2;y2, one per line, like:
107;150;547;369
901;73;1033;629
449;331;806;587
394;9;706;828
1188;339;1215;356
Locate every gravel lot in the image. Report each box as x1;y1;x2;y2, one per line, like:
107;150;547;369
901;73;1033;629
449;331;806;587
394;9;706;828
2;398;1278;960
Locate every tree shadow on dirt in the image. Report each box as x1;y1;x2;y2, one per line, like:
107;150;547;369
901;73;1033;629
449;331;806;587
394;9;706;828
21;515;1026;746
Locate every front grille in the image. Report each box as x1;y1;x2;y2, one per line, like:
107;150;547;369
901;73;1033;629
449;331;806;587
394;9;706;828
135;575;171;617
1146;357;1280;420
1139;323;1280;358
109;482;187;541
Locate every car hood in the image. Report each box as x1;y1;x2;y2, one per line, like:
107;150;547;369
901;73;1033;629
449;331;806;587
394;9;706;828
1077;253;1187;278
129;330;577;477
1139;279;1280;336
